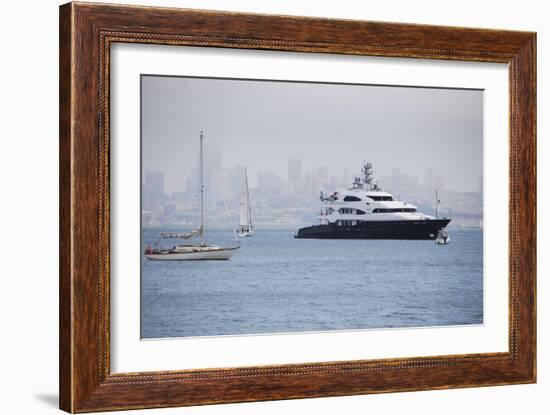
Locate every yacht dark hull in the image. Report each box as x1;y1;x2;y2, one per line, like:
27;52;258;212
295;219;451;240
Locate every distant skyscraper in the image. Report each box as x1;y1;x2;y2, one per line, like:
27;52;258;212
145;171;165;194
288;159;302;194
143;171;165;211
317;166;329;187
258;171;283;194
210;168;232;204
206;144;222;171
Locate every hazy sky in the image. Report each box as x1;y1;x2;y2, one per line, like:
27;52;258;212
142;75;483;194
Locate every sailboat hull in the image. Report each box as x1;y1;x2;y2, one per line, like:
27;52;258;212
145;246;238;261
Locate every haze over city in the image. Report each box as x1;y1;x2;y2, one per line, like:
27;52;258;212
142;75;483;195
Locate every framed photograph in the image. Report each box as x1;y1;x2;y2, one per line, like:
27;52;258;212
59;2;536;412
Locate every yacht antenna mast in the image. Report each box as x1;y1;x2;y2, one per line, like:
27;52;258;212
362;161;373;190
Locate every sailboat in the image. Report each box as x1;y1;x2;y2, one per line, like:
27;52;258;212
237;168;255;237
144;131;239;261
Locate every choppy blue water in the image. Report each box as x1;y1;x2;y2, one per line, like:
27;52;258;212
141;228;483;338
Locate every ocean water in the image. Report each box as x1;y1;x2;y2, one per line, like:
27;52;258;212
141;228;483;338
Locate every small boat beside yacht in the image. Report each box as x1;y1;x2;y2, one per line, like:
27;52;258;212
435;230;451;245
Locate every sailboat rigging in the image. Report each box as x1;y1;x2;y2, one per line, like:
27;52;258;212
144;131;239;260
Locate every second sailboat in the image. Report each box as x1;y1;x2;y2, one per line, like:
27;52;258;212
238;168;255;237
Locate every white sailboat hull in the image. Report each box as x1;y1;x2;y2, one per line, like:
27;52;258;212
145;246;238;261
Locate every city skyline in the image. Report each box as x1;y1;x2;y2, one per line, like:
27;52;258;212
142;157;483;230
142;144;479;196
142;159;466;198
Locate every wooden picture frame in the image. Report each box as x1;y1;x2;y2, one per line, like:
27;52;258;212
59;2;536;412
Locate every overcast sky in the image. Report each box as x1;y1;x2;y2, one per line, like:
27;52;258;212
141;75;483;194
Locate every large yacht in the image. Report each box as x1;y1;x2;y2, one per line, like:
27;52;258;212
295;162;451;240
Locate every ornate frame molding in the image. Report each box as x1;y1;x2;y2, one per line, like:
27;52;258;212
60;2;536;412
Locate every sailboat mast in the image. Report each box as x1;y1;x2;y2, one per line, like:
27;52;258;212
199;130;205;245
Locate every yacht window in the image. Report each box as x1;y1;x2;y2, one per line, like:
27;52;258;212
336;220;353;226
343;196;362;202
369;196;394;201
372;208;416;213
339;208;366;215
